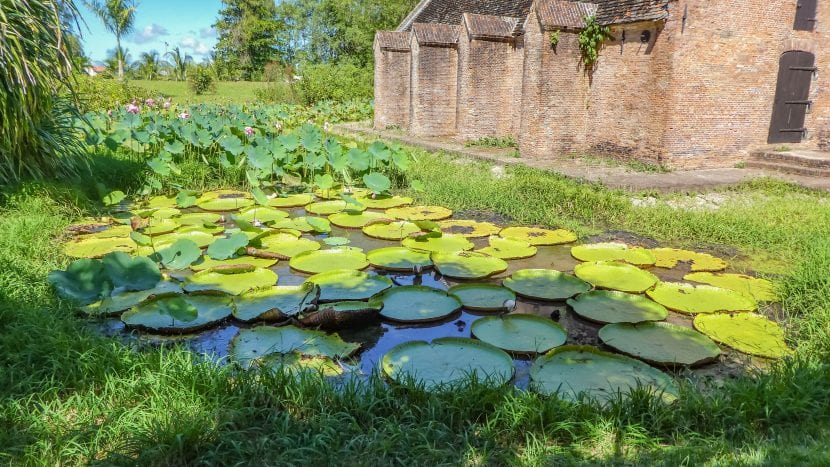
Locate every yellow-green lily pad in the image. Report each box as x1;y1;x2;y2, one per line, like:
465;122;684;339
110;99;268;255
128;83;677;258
259;352;344;377
270;216;330;233
447;284;516;311
306;200;366;215
230;325;360;368
651;248;728;272
141;218;180;236
571;242;656;266
289;247;369;274
196;192;254;211
472;314;567;354
684;272;777;302
267;193;315;207
354;195;412;209
693;313;790;358
386;205;453;221
566;290;668;324
477;236;537;260
573;261;659;293
174;212;222;226
431;251;508;280
500;226;577;246
362;220;421;240
314;187;369;200
232;285;316;322
191;256;278;272
306;269;393;302
328;210;389;229
153;229;215;249
438;219;501;238
402;234;474;254
647;282;757;314
121;294;233;334
378;286;462;323
81;281;183;317
64;236;136;258
236;206;289;223
146;195;178;209
366;247;433;272
184;267;278;295
503;269;591;301
258;232;321;258
599;322;721;367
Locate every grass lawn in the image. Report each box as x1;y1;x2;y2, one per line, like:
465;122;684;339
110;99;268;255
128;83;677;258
1;146;829;464
129;79;270;105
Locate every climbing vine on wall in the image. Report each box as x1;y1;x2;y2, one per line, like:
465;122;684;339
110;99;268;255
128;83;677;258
549;30;560;50
578;16;611;68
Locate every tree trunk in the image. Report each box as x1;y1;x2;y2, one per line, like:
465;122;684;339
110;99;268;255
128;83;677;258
117;36;124;80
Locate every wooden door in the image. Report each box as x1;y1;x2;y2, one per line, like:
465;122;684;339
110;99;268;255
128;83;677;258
768;51;815;144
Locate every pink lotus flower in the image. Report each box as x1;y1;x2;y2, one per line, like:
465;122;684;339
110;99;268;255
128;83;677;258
126;104;140;114
179;111;190;119
145;98;156;107
244;126;255;136
163;101;172;110
107;109;113;117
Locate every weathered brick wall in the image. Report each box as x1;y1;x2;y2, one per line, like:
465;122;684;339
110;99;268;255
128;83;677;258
410;40;459;136
373;44;411;130
456;36;525;140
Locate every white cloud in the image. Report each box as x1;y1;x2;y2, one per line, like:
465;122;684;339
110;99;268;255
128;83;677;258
200;27;217;38
132;23;169;44
179;36;211;55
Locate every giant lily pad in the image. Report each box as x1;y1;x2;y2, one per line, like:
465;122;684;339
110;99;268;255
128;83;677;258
232;285;316;322
102;251;162;291
472;315;567;354
647;282;757;314
566;290;668;324
141;218;179;236
503;269;591;301
402;234;474;254
328;211;388;229
306;270;393;302
140;207;181;220
573;261;658;293
184;267;278;295
258;233;321;258
48;258;112;305
438;220;501;238
366;247;432;272
298;300;384;330
355;195;412;209
530;346;678;402
289;247;369;274
191;255;277;272
693;313;790;358
571;243;656;266
500;226;577;246
314;187;369;200
267;193;315;207
81;281;183;316
63;236;136;258
652;248;728;272
121;294;233;334
448;284;516;311
174;212;221;226
386;206;453;221
236;206;289;223
684;272;777;302
381;337;514;389
230;325;360;368
153;229;215;249
599;322;721;367
431;251;508;280
196;193;254;211
378;286;462;323
270;216;331;233
146;195;178;209
305;200;366;216
83;225;133;239
259;353;344;377
477;236;537;260
362;221;421;240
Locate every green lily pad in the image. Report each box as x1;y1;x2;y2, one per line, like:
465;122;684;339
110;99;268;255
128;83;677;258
84;225;133;239
328;210;388;229
386;205;453;221
432;251;508;280
354;195;412;209
102;251;162;292
230;325;360;368
232;285;316;322
362;221;421;240
382;337;514;389
258;233;321;258
402;234;474;254
48;258;112;305
289;247;369;274
499;226;577;246
571;243;656;266
447;284;516;311
140;207;181;220
267;193;315;207
314;188;369;200
566;290;668;324
323;237;350;246
259;353;344;377
503;269;591;301
599;322;721;367
298;300;385;330
196;193;254;211
122;294;233;334
693;313;790;358
174;212;222;226
146;195;178;209
306;200;366;216
438;219;501;238
184;267;278;295
684;272;777;302
366;247;433;272
236;206;289;223
63;236;136;258
206;233;249;260
153;239;203;270
306;269;393;302
530;346;679;402
270;216;331;233
191;255;278;272
647;282;757;314
652;248;728;272
81;281;183;316
472;314;567;354
153;229;215;249
573;261;658;293
141;218;179;236
378;286;462;323
477;236;537;260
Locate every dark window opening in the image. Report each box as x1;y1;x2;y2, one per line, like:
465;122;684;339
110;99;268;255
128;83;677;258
794;0;817;31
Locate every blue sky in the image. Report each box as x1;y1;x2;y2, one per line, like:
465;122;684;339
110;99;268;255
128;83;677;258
78;0;225;64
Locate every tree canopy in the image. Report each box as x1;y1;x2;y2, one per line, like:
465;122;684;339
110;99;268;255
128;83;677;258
213;0;283;80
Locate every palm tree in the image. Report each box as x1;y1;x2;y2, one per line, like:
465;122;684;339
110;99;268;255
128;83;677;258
103;46;132;78
138;51;161;80
165;47;193;81
85;0;139;79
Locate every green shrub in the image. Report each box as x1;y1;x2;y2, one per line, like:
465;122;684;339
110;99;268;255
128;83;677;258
295;63;373;104
73;75;152;112
255;80;300;104
188;67;216;95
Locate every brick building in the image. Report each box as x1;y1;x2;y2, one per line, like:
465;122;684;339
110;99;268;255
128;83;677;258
374;0;827;169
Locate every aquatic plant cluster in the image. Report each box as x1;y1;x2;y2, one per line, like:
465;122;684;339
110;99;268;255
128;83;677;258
49;184;788;402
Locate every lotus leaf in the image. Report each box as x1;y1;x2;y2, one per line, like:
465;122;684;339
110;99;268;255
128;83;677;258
140;219;180;236
378;286;462;323
438;219;501;238
573;261;658;293
196;193;254;211
477;236;537;260
153;239;203;270
447;284;516;311
232;285;315;321
289;247;369;274
652;248;728;272
267;193;315;207
684;272;777;302
230;325;360;368
472;314;567;354
362;221;421;240
122;294;233;334
530;346;678;402
386;205;453;221
184;267;278;295
270;216;331;233
146;195;178;209
354;195;412;209
191;256;277;272
258;233;321;258
64;236;136;258
381;337;514;390
431;251;508;280
153;230;215;249
101;252;162;291
566;290;668;324
298;300;385;330
206;233;249;260
328;211;388;229
693;313;790;358
499;226;577;246
47;258;112;305
236;206;289;223
599;322;721;367
366;247;433;272
82;281;183;316
306;270;393;302
647;282;757;314
402;234;474;254
260;352;343;377
174;212;222;226
363;172;392;193
571;242;656;266
306;200;366;216
503;269;591;301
